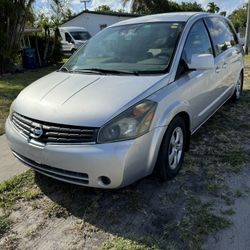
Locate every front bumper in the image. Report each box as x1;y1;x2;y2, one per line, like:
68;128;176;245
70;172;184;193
5;118;165;188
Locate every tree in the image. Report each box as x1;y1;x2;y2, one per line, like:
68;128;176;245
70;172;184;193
95;5;112;12
0;0;35;73
123;0;204;14
50;0;71;27
123;0;179;14
123;0;180;14
228;5;247;30
36;13;51;64
36;0;71;64
61;8;74;23
220;11;227;16
180;2;204;12
207;2;220;13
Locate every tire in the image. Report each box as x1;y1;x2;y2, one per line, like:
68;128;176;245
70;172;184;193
155;116;187;181
231;72;243;102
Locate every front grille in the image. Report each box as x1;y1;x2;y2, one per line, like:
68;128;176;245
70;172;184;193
11;112;98;144
12;151;89;185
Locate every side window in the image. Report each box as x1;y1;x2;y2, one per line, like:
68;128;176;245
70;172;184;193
182;20;213;65
65;33;72;43
176;20;213;79
205;17;237;56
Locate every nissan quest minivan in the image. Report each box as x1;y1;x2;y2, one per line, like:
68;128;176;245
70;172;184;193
6;12;244;188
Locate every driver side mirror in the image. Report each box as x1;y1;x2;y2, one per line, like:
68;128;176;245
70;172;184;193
189;54;214;70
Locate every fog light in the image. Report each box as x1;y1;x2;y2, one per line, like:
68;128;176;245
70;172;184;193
98;176;111;186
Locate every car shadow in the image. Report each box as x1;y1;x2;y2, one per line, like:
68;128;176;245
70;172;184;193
35;168;187;248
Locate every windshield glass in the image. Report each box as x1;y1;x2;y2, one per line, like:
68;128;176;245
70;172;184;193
70;31;91;41
63;22;185;74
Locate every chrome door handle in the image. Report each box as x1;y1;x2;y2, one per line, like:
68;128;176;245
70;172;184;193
222;63;228;69
215;66;221;73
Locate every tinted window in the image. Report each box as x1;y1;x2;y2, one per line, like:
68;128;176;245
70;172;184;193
205;17;237;56
182;20;213;65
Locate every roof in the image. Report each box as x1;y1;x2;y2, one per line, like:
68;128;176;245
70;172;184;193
59;26;87;31
110;12;208;27
61;10;140;26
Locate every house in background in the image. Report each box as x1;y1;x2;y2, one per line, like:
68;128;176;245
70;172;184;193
60;10;139;36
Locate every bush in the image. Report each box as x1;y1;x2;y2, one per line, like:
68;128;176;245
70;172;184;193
29;33;63;66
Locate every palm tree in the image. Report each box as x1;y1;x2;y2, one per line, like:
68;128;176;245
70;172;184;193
207;2;220;13
0;0;35;73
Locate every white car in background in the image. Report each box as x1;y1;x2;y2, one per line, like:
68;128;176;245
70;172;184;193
59;26;91;54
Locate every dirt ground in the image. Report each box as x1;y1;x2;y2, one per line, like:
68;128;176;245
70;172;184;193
0;73;250;249
204;167;250;250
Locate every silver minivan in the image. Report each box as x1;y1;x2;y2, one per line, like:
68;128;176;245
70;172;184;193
6;12;244;188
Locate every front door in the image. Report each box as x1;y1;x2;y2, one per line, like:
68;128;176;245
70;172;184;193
175;19;220;129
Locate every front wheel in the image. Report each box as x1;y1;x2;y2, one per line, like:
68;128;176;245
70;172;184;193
231;73;243;102
155;116;187;181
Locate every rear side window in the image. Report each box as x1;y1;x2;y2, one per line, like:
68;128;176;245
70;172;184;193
182;20;213;65
205;17;238;56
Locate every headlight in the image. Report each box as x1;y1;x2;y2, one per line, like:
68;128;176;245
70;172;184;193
98;100;157;143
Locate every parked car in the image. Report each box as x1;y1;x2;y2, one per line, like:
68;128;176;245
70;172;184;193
6;12;244;189
59;26;91;54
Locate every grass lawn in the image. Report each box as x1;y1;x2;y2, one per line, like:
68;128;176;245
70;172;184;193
0;65;59;135
0;56;250;249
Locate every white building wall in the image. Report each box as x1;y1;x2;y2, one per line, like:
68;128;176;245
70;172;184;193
61;13;135;36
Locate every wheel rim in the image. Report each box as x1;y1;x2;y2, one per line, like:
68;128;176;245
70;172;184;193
168;127;184;170
236;75;242;99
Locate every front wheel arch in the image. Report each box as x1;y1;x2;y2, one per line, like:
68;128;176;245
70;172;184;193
177;112;191;152
153;114;189;180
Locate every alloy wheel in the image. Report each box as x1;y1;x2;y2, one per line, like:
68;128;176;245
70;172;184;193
168;127;184;170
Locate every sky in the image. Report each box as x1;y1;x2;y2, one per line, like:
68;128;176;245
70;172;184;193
35;0;248;16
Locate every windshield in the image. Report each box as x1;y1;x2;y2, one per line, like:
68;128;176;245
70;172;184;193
63;22;185;74
70;31;91;41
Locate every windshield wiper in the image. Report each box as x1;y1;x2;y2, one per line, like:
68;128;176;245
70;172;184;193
73;68;139;76
60;66;70;72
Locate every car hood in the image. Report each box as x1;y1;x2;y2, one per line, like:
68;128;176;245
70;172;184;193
14;71;169;127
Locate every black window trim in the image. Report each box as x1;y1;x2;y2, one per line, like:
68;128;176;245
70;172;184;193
202;18;216;57
224;18;239;45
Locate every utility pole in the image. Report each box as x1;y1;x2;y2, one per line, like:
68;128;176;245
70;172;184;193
80;0;91;10
245;0;250;54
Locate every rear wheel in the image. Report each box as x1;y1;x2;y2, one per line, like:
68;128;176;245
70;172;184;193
156;116;187;181
231;73;243;101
